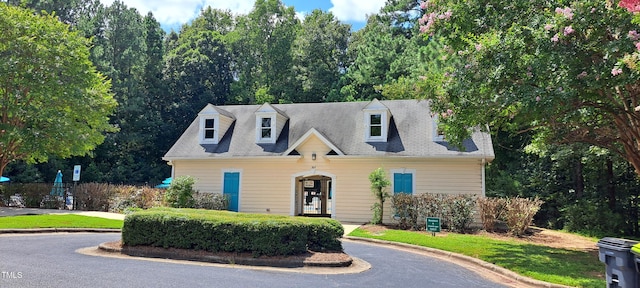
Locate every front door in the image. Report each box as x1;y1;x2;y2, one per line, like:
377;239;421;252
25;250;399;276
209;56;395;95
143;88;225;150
223;172;240;211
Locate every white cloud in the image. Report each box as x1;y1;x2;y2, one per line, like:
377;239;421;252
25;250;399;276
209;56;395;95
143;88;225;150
329;0;386;22
98;0;255;26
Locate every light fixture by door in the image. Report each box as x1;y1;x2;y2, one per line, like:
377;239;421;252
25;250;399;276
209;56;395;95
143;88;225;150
312;152;316;160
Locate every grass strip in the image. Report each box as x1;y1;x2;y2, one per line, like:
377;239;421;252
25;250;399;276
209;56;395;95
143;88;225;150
349;228;604;288
0;214;123;229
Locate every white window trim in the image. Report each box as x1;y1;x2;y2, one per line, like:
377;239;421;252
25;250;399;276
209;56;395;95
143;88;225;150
390;169;416;195
255;114;276;144
199;115;220;144
364;110;388;142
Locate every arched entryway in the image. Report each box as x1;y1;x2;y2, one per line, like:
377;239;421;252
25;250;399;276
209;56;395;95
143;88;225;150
290;170;336;218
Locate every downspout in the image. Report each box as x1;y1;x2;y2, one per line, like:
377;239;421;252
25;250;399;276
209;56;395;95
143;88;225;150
481;158;486;197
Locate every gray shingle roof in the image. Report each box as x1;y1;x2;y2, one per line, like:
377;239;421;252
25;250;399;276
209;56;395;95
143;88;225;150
163;99;494;160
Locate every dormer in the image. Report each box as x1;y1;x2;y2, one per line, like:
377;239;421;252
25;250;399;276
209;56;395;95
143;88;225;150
255;103;288;144
363;99;391;142
198;104;235;145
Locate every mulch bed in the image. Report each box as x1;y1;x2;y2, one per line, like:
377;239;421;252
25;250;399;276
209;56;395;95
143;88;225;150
99;241;352;268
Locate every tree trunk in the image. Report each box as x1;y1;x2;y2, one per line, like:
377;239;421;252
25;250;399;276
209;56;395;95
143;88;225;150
606;158;616;210
574;159;584;200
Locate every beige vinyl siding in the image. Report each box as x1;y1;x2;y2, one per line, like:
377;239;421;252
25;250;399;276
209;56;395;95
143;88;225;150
218;114;235;138
170;135;486;223
275;113;288;139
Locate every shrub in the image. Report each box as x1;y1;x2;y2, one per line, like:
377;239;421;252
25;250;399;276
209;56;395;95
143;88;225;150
122;208;343;256
369;168;391;224
562;199;626;237
389;193;476;233
504;196;544;236
110;186;164;213
192;192;227;210
391;193;419;230
443;194;477;233
477;197;506;232
164;176;196;208
74;183;115;211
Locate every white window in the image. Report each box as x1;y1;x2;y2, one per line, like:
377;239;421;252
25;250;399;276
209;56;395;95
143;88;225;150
204;118;215;140
199;116;219;144
364;111;388;142
261;117;272;139
369;114;382;137
255;114;276;143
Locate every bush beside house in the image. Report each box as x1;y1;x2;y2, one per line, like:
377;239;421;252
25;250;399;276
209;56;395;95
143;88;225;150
390;193;543;235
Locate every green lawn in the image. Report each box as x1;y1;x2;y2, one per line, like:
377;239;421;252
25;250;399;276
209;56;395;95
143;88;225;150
0;214;124;229
349;228;604;288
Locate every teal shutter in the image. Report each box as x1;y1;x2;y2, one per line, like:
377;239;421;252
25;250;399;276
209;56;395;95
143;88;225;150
393;173;413;194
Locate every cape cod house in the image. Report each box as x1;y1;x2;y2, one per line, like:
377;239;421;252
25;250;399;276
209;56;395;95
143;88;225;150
162;99;494;223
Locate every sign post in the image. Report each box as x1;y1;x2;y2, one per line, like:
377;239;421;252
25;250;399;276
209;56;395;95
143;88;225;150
72;165;81;210
426;217;441;237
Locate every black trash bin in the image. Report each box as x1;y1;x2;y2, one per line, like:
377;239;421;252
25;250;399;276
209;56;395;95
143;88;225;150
597;237;639;288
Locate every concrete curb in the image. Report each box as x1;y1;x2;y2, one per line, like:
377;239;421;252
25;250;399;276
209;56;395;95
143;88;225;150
98;241;353;268
0;228;121;234
344;236;573;288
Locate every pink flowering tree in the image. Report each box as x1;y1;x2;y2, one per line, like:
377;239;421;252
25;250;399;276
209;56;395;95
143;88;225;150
419;0;640;175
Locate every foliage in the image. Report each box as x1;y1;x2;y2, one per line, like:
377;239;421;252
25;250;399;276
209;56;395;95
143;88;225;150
444;194;476;233
504;197;544;236
349;228;603;287
192;192;228;210
420;0;640;177
390;193;476;233
291;9;350;102
0;3;116;177
232;0;299;104
163;176;196;208
108;185;164;213
368;167;391;224
74;182;114;211
122;208;344;256
477;197;506;232
562;199;627;237
391;193;419;229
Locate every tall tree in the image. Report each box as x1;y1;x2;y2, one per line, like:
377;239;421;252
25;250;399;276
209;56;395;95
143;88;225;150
232;0;299;103
0;3;116;176
163;8;233;143
291;9;350;102
420;0;640;177
85;1;153;183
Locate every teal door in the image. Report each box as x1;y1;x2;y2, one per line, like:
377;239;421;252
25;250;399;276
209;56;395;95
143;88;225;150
393;173;413;195
223;172;240;211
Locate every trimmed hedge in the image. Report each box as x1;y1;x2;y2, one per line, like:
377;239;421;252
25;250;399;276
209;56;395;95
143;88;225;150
122;208;344;256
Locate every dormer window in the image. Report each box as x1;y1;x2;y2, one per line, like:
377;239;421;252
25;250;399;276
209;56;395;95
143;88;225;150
363;99;391;142
198;104;235;145
369;114;382;137
260;116;273;140
204;118;216;140
255;103;288;144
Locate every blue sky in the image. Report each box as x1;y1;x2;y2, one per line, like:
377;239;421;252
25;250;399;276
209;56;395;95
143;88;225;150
97;0;387;32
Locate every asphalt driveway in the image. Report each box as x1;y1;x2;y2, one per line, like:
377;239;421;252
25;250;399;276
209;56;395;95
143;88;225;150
0;233;508;288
